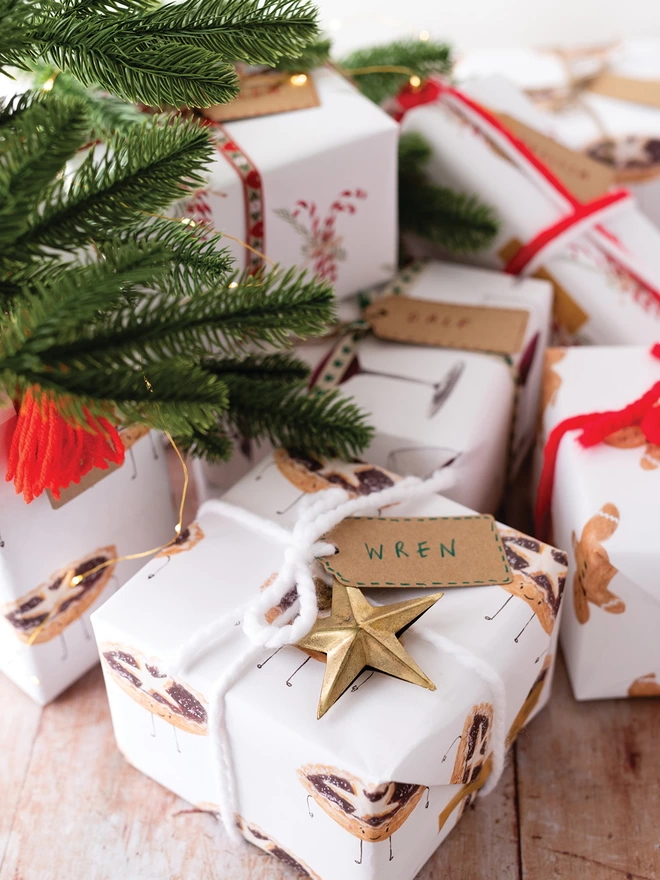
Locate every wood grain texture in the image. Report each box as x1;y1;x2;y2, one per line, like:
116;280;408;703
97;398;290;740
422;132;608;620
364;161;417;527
517;655;660;880
0;677;41;872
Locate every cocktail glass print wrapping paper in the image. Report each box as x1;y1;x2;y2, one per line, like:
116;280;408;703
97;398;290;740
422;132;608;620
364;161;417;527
0;403;177;705
401;76;660;346
538;346;660;701
182;67;398;300
93;453;568;880
455;41;660;229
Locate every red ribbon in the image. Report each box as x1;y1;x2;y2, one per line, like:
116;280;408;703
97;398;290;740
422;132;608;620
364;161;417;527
535;344;660;538
396;78;660;308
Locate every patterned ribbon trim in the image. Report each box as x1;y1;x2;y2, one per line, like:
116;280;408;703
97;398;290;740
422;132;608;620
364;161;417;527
210;123;266;276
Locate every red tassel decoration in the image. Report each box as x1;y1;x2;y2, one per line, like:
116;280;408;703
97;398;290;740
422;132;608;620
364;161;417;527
535;345;660;538
6;387;125;503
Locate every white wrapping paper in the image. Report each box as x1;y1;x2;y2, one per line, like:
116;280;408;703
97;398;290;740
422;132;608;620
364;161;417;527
195;261;552;512
537;345;660;700
187;67;398;300
0;404;177;705
93;452;568;880
456;41;660;228
401;76;660;345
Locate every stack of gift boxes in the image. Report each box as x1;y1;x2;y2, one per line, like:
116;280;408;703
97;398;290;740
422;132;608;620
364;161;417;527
3;57;660;880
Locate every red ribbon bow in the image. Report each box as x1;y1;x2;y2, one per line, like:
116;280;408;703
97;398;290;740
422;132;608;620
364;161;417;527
536;344;660;537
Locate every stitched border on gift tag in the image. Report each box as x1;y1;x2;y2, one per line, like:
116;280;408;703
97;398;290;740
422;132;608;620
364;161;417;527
319;515;512;587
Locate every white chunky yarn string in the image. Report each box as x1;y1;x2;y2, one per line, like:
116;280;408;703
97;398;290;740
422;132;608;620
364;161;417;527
166;464;506;838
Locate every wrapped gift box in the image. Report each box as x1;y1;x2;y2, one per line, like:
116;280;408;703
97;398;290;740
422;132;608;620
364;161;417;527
537;345;660;700
92;452;568;880
0;403;177;705
401;75;660;345
194;261;552;508
456;41;660;228
184;67;398;299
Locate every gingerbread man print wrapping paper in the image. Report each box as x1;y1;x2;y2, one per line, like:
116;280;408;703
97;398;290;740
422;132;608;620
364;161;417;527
537;345;660;700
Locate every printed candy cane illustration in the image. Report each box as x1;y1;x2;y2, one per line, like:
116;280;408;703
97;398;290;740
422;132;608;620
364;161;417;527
276;189;367;283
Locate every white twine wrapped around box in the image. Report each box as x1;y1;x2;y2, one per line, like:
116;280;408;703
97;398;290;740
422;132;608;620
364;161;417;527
166;466;507;842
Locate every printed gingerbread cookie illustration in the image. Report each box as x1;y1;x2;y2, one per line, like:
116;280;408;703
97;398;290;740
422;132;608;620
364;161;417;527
486;529;568;640
572;503;624;624
605;425;660;471
3;546;117;644
628;673;660;697
542;348;566;413
157;522;205;558
101;643;208;735
297;764;425;844
236;816;322;879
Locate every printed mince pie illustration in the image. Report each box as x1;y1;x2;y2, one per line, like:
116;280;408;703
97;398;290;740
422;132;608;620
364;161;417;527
297;765;425;842
604;424;660;471
236;816;322;879
101;643;208;735
506;655;553;747
585;135;660;183
3;546;117;644
628;673;660;697
156;521;205;558
498;529;568;635
438;702;493;833
261;572;333;625
572;503;624;624
274;448;399;497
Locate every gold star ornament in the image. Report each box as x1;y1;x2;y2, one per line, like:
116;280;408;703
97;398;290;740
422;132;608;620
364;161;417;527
295;583;443;719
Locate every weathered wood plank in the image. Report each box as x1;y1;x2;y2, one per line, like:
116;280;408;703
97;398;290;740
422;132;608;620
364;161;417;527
0;677;42;872
517;654;660;880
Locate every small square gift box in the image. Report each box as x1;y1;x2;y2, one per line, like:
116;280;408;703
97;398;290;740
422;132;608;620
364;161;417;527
455;41;660;228
93;452;568;880
278;260;551;514
400;75;660;345
0;401;177;705
536;344;660;700
182;67;398;299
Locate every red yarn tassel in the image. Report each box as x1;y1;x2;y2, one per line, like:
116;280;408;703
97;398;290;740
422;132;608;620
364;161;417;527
6;387;125;503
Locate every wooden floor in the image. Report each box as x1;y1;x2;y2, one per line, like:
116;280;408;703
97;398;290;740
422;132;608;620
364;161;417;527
2;454;660;880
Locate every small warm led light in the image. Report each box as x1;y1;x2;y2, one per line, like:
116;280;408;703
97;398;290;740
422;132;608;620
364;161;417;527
290;74;308;87
419;30;430;41
42;77;56;91
71;575;83;586
328;18;342;31
30;676;40;686
228;281;239;289
175;523;182;534
181;217;196;227
409;75;422;89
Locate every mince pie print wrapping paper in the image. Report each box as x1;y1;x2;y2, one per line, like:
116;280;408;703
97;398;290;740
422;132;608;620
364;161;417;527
180;67;398;300
536;346;660;701
455;41;660;230
92;452;568;880
0;401;177;706
401;76;660;347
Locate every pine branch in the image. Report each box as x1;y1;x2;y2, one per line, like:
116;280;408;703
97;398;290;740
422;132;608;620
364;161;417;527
398;132;499;253
274;36;332;72
8;114;213;256
175;424;234;463
218;377;374;459
32;64;143;136
2;0;320;109
0;94;90;247
203;352;310;384
341;38;453;104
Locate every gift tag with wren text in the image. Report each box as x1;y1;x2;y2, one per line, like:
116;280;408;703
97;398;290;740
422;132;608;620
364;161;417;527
203;72;320;123
363;295;528;354
493;111;615;202
320;515;513;588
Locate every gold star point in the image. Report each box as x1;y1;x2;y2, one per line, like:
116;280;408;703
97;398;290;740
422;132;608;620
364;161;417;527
295;583;443;719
